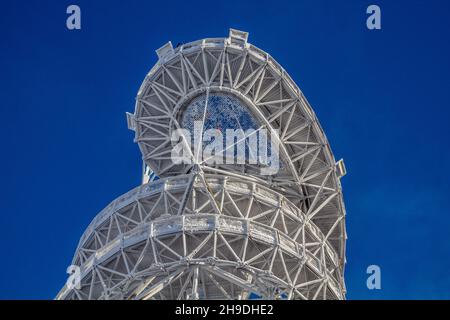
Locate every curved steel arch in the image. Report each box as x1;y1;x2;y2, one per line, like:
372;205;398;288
58;29;347;300
130;30;346;266
58;174;344;300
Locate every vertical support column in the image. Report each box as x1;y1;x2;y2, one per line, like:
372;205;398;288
191;266;200;300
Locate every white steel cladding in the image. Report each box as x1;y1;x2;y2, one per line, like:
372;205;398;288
57;29;347;300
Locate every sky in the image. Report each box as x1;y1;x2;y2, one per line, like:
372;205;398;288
1;0;450;299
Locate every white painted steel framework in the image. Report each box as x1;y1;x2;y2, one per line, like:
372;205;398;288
57;29;347;300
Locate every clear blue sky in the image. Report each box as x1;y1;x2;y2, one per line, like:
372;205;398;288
1;0;449;299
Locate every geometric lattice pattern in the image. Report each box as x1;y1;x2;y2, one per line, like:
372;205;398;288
57;29;347;300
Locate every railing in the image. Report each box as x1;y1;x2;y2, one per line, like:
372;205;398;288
61;212;345;299
76;174;192;250
75;173;340;269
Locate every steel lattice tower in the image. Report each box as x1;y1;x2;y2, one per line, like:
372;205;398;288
57;29;347;300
